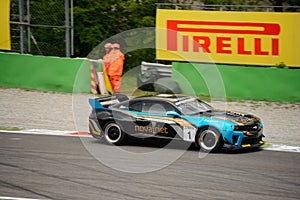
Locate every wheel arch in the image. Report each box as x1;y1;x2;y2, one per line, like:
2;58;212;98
195;125;223;149
196;125;221;138
103;120;126;145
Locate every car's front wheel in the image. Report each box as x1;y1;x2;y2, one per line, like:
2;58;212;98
104;122;126;145
196;127;223;152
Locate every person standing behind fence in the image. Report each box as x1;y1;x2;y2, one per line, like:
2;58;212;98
106;43;125;93
94;43;114;94
102;43;113;68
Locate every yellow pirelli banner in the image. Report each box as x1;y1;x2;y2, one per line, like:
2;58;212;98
0;0;11;50
156;9;300;67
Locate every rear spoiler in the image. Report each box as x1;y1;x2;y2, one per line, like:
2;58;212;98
89;94;129;109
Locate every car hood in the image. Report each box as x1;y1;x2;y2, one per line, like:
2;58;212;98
181;110;260;126
206;110;261;125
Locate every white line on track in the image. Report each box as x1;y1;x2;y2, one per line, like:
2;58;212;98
0;196;45;200
264;144;300;153
0;129;91;138
0;129;300;153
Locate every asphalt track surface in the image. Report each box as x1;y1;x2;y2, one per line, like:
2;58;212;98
0;132;299;200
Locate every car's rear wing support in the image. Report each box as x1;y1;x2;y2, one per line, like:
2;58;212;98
89;94;129;109
89;98;104;109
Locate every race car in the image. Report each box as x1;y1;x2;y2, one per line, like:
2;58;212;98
88;94;265;152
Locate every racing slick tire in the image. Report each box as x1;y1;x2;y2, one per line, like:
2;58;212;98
104;122;126;145
196;127;223;153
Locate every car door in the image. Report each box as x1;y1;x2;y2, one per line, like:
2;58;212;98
131;100;179;138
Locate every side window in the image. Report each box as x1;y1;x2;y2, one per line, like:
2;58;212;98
113;101;129;110
129;102;142;112
142;102;175;114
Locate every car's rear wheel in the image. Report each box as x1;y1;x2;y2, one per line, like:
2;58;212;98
104;122;126;145
196;127;223;153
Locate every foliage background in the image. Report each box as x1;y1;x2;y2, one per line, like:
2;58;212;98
26;0;299;72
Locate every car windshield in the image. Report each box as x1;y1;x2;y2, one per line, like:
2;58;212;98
176;98;213;115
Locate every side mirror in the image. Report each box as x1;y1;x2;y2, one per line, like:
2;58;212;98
166;111;181;118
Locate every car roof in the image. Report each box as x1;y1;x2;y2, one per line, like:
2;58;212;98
132;94;196;104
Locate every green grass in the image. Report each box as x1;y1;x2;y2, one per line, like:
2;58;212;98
262;143;272;148
0;126;23;131
264;142;300;147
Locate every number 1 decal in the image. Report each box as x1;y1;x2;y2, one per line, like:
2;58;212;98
183;127;196;142
187;131;191;140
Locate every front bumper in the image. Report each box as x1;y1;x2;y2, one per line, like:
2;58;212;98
223;140;265;150
223;124;264;148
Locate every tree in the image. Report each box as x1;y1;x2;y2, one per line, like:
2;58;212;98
27;0;299;70
73;0;169;71
269;0;300;11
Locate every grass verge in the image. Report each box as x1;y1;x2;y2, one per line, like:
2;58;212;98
0;126;23;131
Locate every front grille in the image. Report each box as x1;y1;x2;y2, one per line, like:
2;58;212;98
241;137;262;145
234;124;262;136
234;124;260;131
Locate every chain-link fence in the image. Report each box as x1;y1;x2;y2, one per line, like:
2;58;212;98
10;0;73;57
9;1;299;58
156;3;300;12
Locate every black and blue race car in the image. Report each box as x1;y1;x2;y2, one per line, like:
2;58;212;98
88;94;264;152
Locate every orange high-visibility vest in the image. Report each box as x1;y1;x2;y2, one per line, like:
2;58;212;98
106;50;125;76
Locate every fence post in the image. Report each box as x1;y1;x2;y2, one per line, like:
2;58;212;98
65;0;70;57
27;0;31;53
70;0;74;57
19;0;25;54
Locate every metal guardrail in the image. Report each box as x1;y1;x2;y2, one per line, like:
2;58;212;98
141;61;172;77
155;3;300;12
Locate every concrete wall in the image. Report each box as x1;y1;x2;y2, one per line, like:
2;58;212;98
1;52;299;102
0;52;90;93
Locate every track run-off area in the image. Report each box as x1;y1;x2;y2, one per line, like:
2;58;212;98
0;88;299;199
1;129;300;153
0;130;299;200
